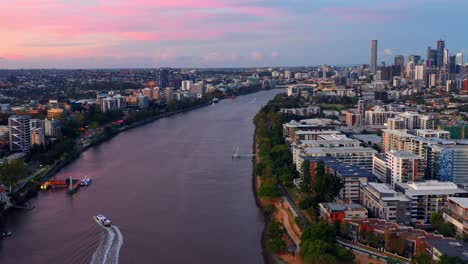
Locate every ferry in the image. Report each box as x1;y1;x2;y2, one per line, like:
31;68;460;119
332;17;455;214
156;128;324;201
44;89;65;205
80;177;93;187
94;214;112;227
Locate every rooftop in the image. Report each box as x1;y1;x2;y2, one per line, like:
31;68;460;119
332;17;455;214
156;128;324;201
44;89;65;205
427;238;468;262
320;202;367;212
448;197;468;209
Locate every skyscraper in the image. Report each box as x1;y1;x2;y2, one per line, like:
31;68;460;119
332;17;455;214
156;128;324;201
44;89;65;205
449;54;456;74
394;55;404;68
443;48;449;68
371;40;378;74
409;55;421;65
155;68;169;88
9;115;31;153
427;47;437;67
456;53;464;65
436;40;445;68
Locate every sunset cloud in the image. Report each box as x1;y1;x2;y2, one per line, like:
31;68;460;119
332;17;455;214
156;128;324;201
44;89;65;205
0;0;466;68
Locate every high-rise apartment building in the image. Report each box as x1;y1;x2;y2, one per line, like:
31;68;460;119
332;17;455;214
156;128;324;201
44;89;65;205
44;119;61;138
394;55;404;69
9;115;31;153
386;150;425;187
371;40;378;74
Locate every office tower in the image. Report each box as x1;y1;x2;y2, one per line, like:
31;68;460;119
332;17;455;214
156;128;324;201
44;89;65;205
371;40;378;74
408;55;421;65
427;47;438;67
394;55;404;68
449;54;457;74
443;49;450;69
436;40;445;68
156;68;169;88
456;53;464;65
9;115;31;153
415;65;425;81
44;119;61;138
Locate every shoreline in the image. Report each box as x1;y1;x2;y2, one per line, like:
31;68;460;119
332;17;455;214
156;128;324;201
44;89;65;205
3;101;214;213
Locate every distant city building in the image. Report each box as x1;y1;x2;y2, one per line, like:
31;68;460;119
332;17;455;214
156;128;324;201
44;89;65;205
9;115;31;153
137;94;149;109
31;128;45;146
44;119;61;138
371;40;378;74
101;97;118;112
47;108;64;119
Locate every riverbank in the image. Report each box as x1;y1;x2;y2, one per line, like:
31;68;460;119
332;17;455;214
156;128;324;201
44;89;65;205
1;88;274;224
0;101;216;224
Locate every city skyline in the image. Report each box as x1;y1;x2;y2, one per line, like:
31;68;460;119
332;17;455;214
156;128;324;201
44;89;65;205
1;0;468;69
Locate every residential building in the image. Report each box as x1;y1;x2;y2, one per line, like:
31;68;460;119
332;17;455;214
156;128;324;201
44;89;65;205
382;129;416;152
429;144;468;184
300;157;375;202
426;239;468;263
386;150;425;187
101;97;118;112
137;94;149;109
31;128;45;146
9;115;31;153
396;181;468;223
345;111;362;127
47;108;64;119
319;202;368;223
44;119;61;138
364;106;396;125
416;129;451;139
443;197;468;236
360;182;411;224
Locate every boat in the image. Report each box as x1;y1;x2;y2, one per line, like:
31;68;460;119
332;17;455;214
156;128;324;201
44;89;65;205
212;98;219;104
2;231;12;237
94;214;112;227
80;177;93;187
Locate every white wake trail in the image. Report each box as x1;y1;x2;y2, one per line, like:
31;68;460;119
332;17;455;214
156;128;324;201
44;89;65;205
110;226;124;264
102;227;115;264
91;230;106;264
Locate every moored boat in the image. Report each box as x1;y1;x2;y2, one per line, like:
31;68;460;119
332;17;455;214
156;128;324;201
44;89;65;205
80;177;93;187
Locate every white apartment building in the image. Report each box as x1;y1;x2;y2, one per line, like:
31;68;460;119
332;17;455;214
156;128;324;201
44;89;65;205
9;115;31;153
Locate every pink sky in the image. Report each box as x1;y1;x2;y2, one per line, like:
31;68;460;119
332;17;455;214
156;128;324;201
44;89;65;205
0;0;466;68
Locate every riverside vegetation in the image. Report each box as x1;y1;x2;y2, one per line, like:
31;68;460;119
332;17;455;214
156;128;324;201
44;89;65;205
253;94;355;263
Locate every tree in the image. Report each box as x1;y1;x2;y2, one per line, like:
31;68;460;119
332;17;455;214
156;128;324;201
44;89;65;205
431;212;456;237
0;159;28;188
313;173;343;202
299;197;317;210
411;254;432;264
259;182;280;198
267;238;287;253
300;240;336;264
438;255;465;264
301;161;311;189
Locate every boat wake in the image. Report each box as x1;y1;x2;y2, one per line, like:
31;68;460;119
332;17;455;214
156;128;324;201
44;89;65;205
91;225;124;264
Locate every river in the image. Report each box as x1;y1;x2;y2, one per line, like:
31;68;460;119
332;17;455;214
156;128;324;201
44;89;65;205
0;89;282;264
